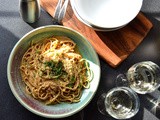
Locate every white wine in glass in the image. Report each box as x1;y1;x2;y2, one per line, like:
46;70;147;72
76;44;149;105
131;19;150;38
126;61;160;94
97;87;140;119
116;61;160;94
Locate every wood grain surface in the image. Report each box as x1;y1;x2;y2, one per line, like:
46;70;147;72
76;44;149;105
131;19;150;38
40;0;153;67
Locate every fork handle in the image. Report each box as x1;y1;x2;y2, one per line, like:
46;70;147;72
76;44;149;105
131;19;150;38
53;0;62;20
58;0;69;24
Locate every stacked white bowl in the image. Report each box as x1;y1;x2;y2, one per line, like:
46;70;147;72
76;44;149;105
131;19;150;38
70;0;143;31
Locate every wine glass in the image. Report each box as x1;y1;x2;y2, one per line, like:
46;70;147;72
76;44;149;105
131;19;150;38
97;87;140;119
116;61;160;94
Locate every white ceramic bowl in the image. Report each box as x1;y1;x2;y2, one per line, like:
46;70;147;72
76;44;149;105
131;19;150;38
71;0;143;31
7;25;100;118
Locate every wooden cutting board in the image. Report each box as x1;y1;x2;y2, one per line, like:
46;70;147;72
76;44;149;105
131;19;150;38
40;0;153;67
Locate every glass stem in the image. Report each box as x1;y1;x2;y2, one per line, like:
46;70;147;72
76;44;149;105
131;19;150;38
116;73;129;87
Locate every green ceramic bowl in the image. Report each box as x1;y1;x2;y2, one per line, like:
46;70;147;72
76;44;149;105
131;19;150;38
7;25;100;118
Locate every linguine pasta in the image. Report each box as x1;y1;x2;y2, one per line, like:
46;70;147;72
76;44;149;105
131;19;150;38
20;36;92;105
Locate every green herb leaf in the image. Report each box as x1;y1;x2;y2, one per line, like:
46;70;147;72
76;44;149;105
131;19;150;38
44;60;64;78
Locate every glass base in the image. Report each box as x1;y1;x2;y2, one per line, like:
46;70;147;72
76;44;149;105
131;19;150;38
97;93;109;116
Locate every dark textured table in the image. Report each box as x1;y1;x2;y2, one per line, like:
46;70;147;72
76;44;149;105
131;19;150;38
1;0;160;120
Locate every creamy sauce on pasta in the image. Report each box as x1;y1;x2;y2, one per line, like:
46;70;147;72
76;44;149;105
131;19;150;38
20;36;91;105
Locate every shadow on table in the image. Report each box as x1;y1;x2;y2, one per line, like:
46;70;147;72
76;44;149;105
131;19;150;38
27;9;53;28
139;90;160;120
0;25;22;120
142;0;160;21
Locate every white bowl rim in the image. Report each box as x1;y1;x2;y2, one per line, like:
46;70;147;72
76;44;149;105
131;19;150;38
70;3;126;31
71;0;143;28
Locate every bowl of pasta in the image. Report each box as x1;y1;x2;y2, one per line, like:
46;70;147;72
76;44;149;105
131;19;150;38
7;25;100;118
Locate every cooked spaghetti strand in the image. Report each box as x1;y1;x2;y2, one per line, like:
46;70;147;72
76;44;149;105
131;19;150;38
20;36;92;105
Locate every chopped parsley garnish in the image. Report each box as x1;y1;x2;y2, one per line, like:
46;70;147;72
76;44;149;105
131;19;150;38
44;60;64;78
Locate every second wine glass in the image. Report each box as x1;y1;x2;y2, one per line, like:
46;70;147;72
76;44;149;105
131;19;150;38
116;61;160;94
97;87;140;119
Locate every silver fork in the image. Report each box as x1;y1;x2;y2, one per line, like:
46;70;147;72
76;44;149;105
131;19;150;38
53;0;69;25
